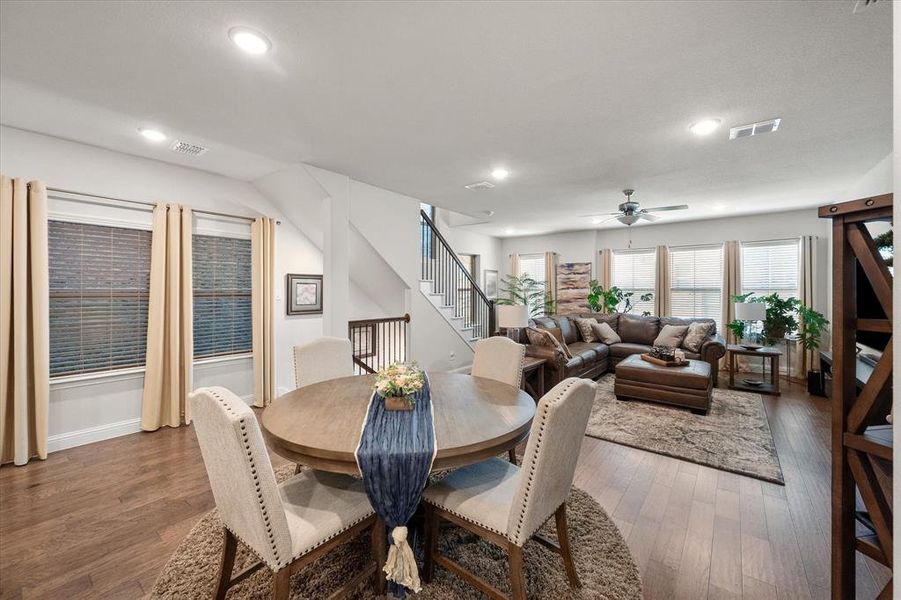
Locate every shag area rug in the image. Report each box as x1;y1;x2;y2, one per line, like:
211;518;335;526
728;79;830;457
587;375;784;485
151;464;641;599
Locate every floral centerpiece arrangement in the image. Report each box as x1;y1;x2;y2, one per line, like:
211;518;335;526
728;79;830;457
373;362;425;411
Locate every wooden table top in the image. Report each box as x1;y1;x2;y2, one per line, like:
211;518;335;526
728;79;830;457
261;372;536;475
726;344;783;356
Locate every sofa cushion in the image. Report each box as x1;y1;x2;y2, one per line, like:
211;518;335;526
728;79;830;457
566;341;599;363
654;324;689;348
580;312;620;331
681;321;715;353
608;342;652;359
525;327;572;359
573;317;598;342
551;316;580;345
618;315;659;345
660;316;717;336
590;321;621;344
564;355;585;370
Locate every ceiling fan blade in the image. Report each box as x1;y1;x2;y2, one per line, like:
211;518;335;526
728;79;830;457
579;212;623;218
638;213;660;222
642;204;689;212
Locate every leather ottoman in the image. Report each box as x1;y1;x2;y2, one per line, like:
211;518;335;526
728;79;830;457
614;354;713;414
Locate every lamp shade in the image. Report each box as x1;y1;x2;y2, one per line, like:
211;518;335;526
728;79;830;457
497;304;529;328
734;301;766;321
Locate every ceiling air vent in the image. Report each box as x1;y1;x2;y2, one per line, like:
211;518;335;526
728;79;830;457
464;181;495;191
169;140;208;156
729;118;781;140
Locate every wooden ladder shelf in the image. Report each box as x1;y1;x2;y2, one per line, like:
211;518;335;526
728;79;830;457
819;194;893;599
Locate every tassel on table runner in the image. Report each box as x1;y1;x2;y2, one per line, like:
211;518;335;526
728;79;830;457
355;374;436;595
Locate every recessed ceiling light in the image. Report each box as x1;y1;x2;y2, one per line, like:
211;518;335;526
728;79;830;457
505;227;515;235
712;203;726;211
592;217;603;225
138;128;167;142
229;27;271;55
491;168;509;181
689;118;721;136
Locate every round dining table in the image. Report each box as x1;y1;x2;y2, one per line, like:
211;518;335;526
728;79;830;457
261;372;536;475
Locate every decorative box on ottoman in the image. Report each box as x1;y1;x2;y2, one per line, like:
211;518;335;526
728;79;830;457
614;353;713;414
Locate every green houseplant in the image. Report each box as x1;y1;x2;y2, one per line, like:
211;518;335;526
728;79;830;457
586;280;653;316
496;273;554;318
727;292;827;346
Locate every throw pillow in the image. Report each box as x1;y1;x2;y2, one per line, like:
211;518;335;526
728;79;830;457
590;321;621;345
546;327;574;359
654;324;689;348
682;321;714;352
573;317;598;343
525;327;573;359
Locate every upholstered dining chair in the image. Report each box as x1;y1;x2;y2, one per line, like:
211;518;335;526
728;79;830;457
422;377;596;600
293;336;354;388
471;336;526;463
189;386;385;600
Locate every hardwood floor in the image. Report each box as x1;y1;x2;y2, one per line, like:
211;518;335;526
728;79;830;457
0;380;891;599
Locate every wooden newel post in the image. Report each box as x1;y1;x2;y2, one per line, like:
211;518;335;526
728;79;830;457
488;300;497;336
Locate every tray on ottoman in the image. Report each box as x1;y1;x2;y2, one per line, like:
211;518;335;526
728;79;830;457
614;353;713;414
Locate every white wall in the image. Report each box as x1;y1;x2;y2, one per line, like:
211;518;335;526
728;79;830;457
435;209;504;287
0;126;323;448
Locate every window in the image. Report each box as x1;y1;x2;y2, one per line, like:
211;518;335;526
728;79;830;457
741;239;800;299
48;220;152;377
516;253;547;316
669;244;723;328
612;248;656;315
193;235;253;359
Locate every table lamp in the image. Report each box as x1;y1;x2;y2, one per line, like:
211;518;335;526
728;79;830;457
497;304;529;341
734;301;766;346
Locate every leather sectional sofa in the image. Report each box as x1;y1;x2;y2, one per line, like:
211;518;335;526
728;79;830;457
517;313;726;388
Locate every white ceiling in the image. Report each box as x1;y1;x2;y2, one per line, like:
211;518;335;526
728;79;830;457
0;1;892;237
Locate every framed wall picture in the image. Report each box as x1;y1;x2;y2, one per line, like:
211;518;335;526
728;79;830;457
286;274;323;315
484;269;498;300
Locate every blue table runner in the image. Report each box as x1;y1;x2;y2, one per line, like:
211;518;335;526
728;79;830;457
355;373;436;593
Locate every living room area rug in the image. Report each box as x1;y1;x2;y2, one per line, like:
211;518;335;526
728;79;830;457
587;375;784;485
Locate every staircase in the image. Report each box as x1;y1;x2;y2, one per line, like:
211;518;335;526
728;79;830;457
419;209;496;347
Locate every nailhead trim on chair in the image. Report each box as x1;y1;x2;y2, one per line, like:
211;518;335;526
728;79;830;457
509;378;579;545
205;388;283;569
424;497;507;536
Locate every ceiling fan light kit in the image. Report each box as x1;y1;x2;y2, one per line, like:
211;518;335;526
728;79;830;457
584;189;689;227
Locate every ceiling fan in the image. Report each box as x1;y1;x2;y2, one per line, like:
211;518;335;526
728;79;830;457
583;189;688;226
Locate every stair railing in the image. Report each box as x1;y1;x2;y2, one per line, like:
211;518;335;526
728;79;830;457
420;209;496;341
348;314;410;374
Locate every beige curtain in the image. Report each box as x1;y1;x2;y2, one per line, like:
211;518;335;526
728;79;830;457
797;235;817;379
141;204;193;431
654;245;670;317
252;217;276;408
510;254;520;278
598;248;613;288
544;251;557;308
0;177;49;465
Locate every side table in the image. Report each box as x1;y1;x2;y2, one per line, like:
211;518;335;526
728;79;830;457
727;344;782;396
521;355;546;401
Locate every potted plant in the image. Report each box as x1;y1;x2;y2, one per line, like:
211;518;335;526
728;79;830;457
373;362;425;411
586;280;653;316
496;273;554;317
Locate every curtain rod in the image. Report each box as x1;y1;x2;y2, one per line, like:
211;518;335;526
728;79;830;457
46;186;279;224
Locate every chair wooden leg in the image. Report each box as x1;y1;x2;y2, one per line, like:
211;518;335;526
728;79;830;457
508;448;517;465
272;567;291;600
423;503;439;584
371;517;387;595
215;528;238;600
508;544;526;600
555;504;580;588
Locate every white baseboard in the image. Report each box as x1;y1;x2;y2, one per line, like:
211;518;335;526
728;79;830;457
47;417;143;453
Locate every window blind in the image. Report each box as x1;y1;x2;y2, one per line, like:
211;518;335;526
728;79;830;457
669;244;723;328
48;220;152;377
612;248;656;315
516;253;547;315
193;234;253;359
741;239;800;298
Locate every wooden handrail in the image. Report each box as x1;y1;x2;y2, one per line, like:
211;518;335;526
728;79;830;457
420;210;491;306
352;356;377;374
348;313;411;327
